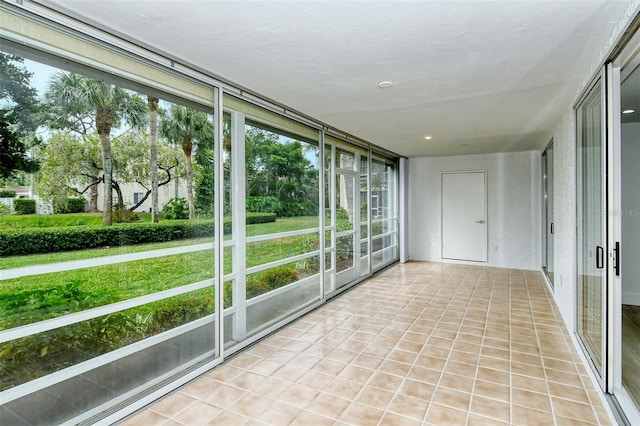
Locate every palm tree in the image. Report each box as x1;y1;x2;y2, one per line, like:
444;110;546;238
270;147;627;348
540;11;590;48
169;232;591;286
45;72;147;225
148;96;160;222
161;105;212;219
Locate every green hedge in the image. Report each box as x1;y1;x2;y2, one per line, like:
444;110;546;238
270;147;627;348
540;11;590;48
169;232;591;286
0;190;16;198
54;197;86;214
0;212;276;256
14;199;36;215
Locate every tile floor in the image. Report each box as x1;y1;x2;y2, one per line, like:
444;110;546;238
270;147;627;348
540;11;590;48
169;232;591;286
121;262;613;425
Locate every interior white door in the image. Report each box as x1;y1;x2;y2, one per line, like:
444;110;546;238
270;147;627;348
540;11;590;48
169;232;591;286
441;171;487;262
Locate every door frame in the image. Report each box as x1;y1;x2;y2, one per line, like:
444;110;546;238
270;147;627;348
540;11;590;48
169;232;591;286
440;170;488;262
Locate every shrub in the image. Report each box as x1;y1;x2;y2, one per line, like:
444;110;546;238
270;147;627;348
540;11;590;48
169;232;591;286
13;199;35;215
0;203;9;218
246;265;298;299
54;197;86;214
0;220;215;256
163;197;189;220
112;209;141;223
246;196;281;214
336;207;350;220
276;201;318;217
0;213;276;256
147;293;214;335
0;190;16;198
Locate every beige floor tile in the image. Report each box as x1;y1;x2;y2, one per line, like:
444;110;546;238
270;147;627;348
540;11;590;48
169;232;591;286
323;377;363;400
547;381;590;404
120;410;169;426
296;370;333;391
205;411;250;426
470;395;510;422
414;354;447;370
306;393;350;419
378;359;412;376
468;413;509;426
367;371;404;392
379;412;422;426
179;378;222;400
511;387;552;412
551;397;599;424
173;401;223;426
406;365;442;385
473;379;510;402
203;385;247;408
398;378;436;401
386;394;430;421
204;365;244;383
277;383;320;408
476;366;509;385
150;392;196;418
354;386;395;409
251;376;290;398
336;364;374;383
272;364;308;383
291;410;334;426
339;402;385;424
431;387;471;411
124;263;614;426
255;401;302;425
511;373;548;394
444;359;477;378
425;403;468;425
228;371;266;391
227;392;274;418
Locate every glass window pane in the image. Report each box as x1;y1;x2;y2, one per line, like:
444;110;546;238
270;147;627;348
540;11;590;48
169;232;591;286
0;50;218;423
576;80;605;378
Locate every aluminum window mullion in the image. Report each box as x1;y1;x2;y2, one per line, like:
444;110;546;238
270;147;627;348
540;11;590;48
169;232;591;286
245;251;320;275
1;242;214;280
245;227;318;243
230;110;247;341
214;86;224;359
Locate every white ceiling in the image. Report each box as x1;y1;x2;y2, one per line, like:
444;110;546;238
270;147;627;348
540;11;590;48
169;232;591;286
39;0;634;157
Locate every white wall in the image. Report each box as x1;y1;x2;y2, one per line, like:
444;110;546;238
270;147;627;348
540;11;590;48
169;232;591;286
550;111;577;330
408;151;541;270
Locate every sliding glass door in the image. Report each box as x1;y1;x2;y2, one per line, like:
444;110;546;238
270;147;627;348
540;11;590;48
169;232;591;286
576;76;607;382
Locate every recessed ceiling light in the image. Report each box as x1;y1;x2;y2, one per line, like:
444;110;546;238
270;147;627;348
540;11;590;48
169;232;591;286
424;136;433;140
378;81;393;89
623;109;635;114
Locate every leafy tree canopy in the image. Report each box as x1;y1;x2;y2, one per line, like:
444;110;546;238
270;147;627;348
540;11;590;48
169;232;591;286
0;53;41;179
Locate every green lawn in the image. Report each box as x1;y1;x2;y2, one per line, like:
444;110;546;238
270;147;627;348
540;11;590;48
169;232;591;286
0;214;327;390
0;212;152;230
0;216;322;329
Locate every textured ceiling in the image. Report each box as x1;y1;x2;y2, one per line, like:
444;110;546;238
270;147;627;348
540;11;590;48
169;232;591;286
38;0;634;157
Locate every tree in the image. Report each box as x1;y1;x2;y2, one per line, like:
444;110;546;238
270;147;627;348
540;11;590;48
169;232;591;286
0;53;41;179
0;121;39;179
37;129;184;212
37;131;101;211
44;72;147;225
148;96;160;222
160;105;213;219
112;130;184;211
245;126;319;216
